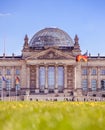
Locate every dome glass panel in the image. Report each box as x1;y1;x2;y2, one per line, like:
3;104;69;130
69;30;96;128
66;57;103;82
29;27;74;48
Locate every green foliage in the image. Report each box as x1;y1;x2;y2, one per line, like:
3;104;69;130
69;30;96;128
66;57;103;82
0;101;105;130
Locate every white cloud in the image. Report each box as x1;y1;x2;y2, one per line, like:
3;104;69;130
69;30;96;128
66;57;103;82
0;13;11;16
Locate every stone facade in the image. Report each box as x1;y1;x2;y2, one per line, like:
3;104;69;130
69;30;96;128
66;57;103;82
0;27;105;101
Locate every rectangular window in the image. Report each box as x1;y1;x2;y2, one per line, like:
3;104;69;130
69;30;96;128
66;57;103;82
16;84;20;90
100;69;105;75
15;77;20;90
58;67;64;91
0;70;2;75
6;79;11;90
48;67;55;89
39;67;45;89
6;69;11;75
91;69;96;75
0;80;2;91
82;79;88;91
16;69;20;75
91;79;97;91
82;69;88;75
101;80;105;90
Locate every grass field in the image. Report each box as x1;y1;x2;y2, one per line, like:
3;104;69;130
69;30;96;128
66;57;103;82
0;101;105;130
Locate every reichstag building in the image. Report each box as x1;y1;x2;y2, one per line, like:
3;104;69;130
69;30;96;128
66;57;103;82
0;27;105;101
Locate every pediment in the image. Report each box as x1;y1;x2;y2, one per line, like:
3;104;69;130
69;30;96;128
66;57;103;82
38;51;67;59
26;48;75;60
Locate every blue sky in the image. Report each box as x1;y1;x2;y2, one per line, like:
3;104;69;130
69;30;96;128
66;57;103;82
0;0;105;56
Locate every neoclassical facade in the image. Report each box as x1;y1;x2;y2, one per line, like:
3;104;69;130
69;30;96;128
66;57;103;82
0;27;105;100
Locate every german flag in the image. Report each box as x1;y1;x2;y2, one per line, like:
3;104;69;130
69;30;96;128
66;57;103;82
76;55;88;62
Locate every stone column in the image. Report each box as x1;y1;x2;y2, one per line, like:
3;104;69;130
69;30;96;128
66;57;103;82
55;65;58;93
45;65;48;93
35;65;39;93
74;66;76;89
97;67;101;90
26;65;30;88
11;67;15;88
2;67;6;100
88;68;91;90
64;65;67;89
2;67;6;89
21;63;27;88
75;63;82;89
74;63;82;96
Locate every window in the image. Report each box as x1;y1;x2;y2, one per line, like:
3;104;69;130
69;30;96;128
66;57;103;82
16;69;20;75
16;84;20;90
91;69;96;75
82;79;88;91
6;79;11;90
58;67;64;91
6;69;11;75
0;79;2;91
101;69;105;75
82;69;88;75
0;70;2;75
91;79;97;91
39;67;45;90
101;80;105;90
48;67;55;90
15;76;21;90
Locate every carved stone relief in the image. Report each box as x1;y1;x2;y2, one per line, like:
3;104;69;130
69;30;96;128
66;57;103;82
67;65;74;89
38;51;67;59
30;65;36;88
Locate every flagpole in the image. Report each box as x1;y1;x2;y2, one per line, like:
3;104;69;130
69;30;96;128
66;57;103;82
3;35;6;57
4;38;5;55
86;51;88;91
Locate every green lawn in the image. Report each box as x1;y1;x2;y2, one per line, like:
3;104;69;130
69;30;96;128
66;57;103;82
0;101;105;130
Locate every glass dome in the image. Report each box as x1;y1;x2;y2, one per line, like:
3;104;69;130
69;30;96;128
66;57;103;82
29;27;74;48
